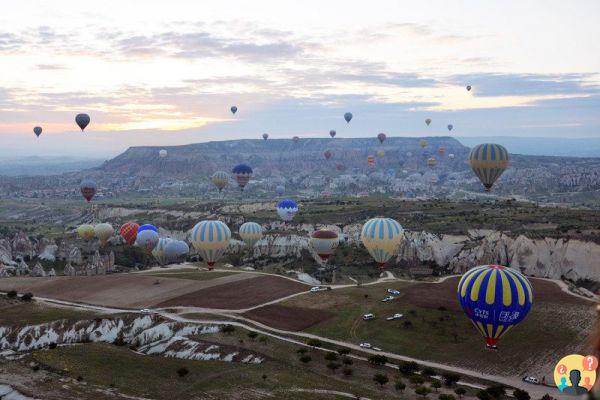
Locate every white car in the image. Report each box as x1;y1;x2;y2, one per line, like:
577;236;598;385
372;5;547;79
523;376;540;385
386;313;404;321
381;296;395;302
310;286;327;293
140;308;153;314
362;313;375;321
359;342;372;349
372;346;383;352
387;289;401;295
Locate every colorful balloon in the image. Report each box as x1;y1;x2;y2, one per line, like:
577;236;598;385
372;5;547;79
138;224;158;233
136;229;159;252
293;136;299;143
190;220;231;270
419;139;428;149
152;237;173;265
232;164;253;190
75;113;90;131
33;126;42;137
94;223;113;246
77;224;95;240
468;143;509;191
164;240;189;263
80;179;97;202
211;171;229;192
276;199;298;222
159;149;167;158
457;265;533;349
239;222;263;247
344;112;353;123
310;229;339;261
376;150;385;157
119;222;139;246
438;146;446;156
427;157;437;168
324;150;332;160
377;133;386;144
360;218;404;270
230;106;237;114
329;130;336;138
367;155;375;168
275;185;285;196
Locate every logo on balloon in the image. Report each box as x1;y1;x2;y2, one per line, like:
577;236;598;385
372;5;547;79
554;354;597;395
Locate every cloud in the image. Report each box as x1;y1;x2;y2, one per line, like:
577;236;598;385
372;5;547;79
35;64;67;70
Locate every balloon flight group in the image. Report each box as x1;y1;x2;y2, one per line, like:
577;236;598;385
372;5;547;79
59;84;521;349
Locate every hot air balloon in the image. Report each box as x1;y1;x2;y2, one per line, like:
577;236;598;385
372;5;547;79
360;218;404;270
419;139;428;149
458;264;533;349
152;237;173;265
119;222;139;246
466;85;472;91
136;229;159;252
159;149;167;158
430;175;439;184
329;130;336;138
447;124;453;132
438;146;446;156
211;171;229;192
33;126;42;137
80;179;97;202
232;164;253;190
336;162;345;171
425;118;431;126
239;222;263;247
310;229;339;261
190;220;231;270
94;223;113;246
320;190;332;198
376;150;385;158
138;224;158;234
324;150;332;160
75;113;90;131
344;112;353;123
377;133;386;144
275;185;285;196
367;155;375;168
262;133;269;140
427;157;437;168
276;199;298;222
230;106;237;114
448;153;455;159
468;143;509;192
77;224;95;240
164;240;189;263
293;136;300;143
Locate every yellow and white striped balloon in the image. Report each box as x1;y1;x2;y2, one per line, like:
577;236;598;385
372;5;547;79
360;218;404;269
190;220;231;269
239;222;263;247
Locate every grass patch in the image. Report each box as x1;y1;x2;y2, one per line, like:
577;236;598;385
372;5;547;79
0;298;100;326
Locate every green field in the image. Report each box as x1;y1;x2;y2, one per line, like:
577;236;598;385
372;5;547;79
282;281;595;377
0;297;100;326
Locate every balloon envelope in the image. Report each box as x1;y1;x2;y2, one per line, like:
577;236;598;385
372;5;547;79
33;126;42;137
275;185;285;196
159;149;167;158
239;222;263;247
425;118;431;126
211;171;229;192
447;124;453;131
468;143;509;191
138;224;158;233
75;113;90;131
360;218;404;269
137;230;159;252
377;133;386;143
77;224;95;240
190;220;231;269
232;164;253;190
329;130;336;138
120;222;139;246
276;199;298;222
466;85;472;91
323;150;332;160
419;139;428;148
230;106;237;114
310;229;339;260
94;223;113;245
152;238;173;265
344;112;352;123
457;265;532;349
262;133;268;140
80;179;97;202
292;136;299;143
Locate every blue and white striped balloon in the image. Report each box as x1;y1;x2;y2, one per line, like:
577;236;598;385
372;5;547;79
190;220;231;269
276;199;298;222
239;222;263;247
360;218;404;269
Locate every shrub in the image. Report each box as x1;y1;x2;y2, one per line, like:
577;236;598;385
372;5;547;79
513;389;530;400
422;367;437;376
326;362;341;373
177;367;189;378
342;357;353;365
338;348;351;356
373;373;389;387
410;375;425;385
342;367;353;377
368;354;388;366
485;385;505;399
442;372;461;386
296;348;307;354
431;381;442;391
454;387;467;398
48;342;57;349
476;389;491;400
324;352;338;361
395;381;406;391
403;320;413;328
398;361;420;375
6;290;17;298
415;386;431;398
21;292;34;301
222;324;235;334
307;338;322;347
258;336;267;343
299;355;312;363
247;331;258;340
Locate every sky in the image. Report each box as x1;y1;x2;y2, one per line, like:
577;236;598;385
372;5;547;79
1;0;599;158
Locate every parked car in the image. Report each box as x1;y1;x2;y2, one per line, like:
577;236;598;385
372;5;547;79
386;313;404;321
372;346;383;352
387;289;401;295
381;296;395;302
362;313;375;321
523;376;540;385
359;342;372;349
310;286;327;293
140;308;153;314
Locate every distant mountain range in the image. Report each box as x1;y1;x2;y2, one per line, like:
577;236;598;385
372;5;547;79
457;136;600;158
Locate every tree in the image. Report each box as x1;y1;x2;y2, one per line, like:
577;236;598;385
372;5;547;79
395;381;407;392
398;361;420;375
485;385;506;399
338;348;351;356
422;367;437;376
368;354;388;366
307;339;322;347
442;372;461;386
247;331;258;340
299;355;312;363
258;336;267;344
476;389;491;400
296;348;307;354
6;290;17;298
21;292;34;301
373;373;389;387
454;387;467;398
410;375;425;386
513;389;530;400
222;324;235;334
324;352;338;361
326;362;341;374
176;367;189;377
431;381;442;392
415;386;431;398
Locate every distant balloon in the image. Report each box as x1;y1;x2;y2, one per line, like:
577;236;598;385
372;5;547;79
211;171;229;192
419;139;428;149
77;224;95;240
427;157;437;168
320;190;332;198
119;222;139;246
323;150;332;160
80;179;97;202
438;147;446;156
425;118;431;126
275;185;285;196
329;130;336;138
367;155;375;168
293;136;300;143
93;223;113;246
360;218;404;270
152;237;173;265
159;149;167;158
262;133;269;140
336;162;345;171
377;133;386;144
376;150;385;157
458;264;533;349
276;199;298;222
138;224;158;234
430;175;439;184
33;126;42;137
344;112;353;123
239;222;263;247
448;153;455;159
136;229;159;252
468;143;509;192
447;124;453;132
232;164;253;190
164;240;189;263
190;220;231;270
310;229;339;261
75;113;90;131
230;106;238;114
466;85;472;91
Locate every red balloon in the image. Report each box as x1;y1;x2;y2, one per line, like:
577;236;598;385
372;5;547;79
324;150;332;160
377;133;386;144
120;222;139;246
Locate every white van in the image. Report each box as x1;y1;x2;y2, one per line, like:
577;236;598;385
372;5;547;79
362;313;375;321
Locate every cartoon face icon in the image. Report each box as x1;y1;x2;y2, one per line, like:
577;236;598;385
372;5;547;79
554;355;597;395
